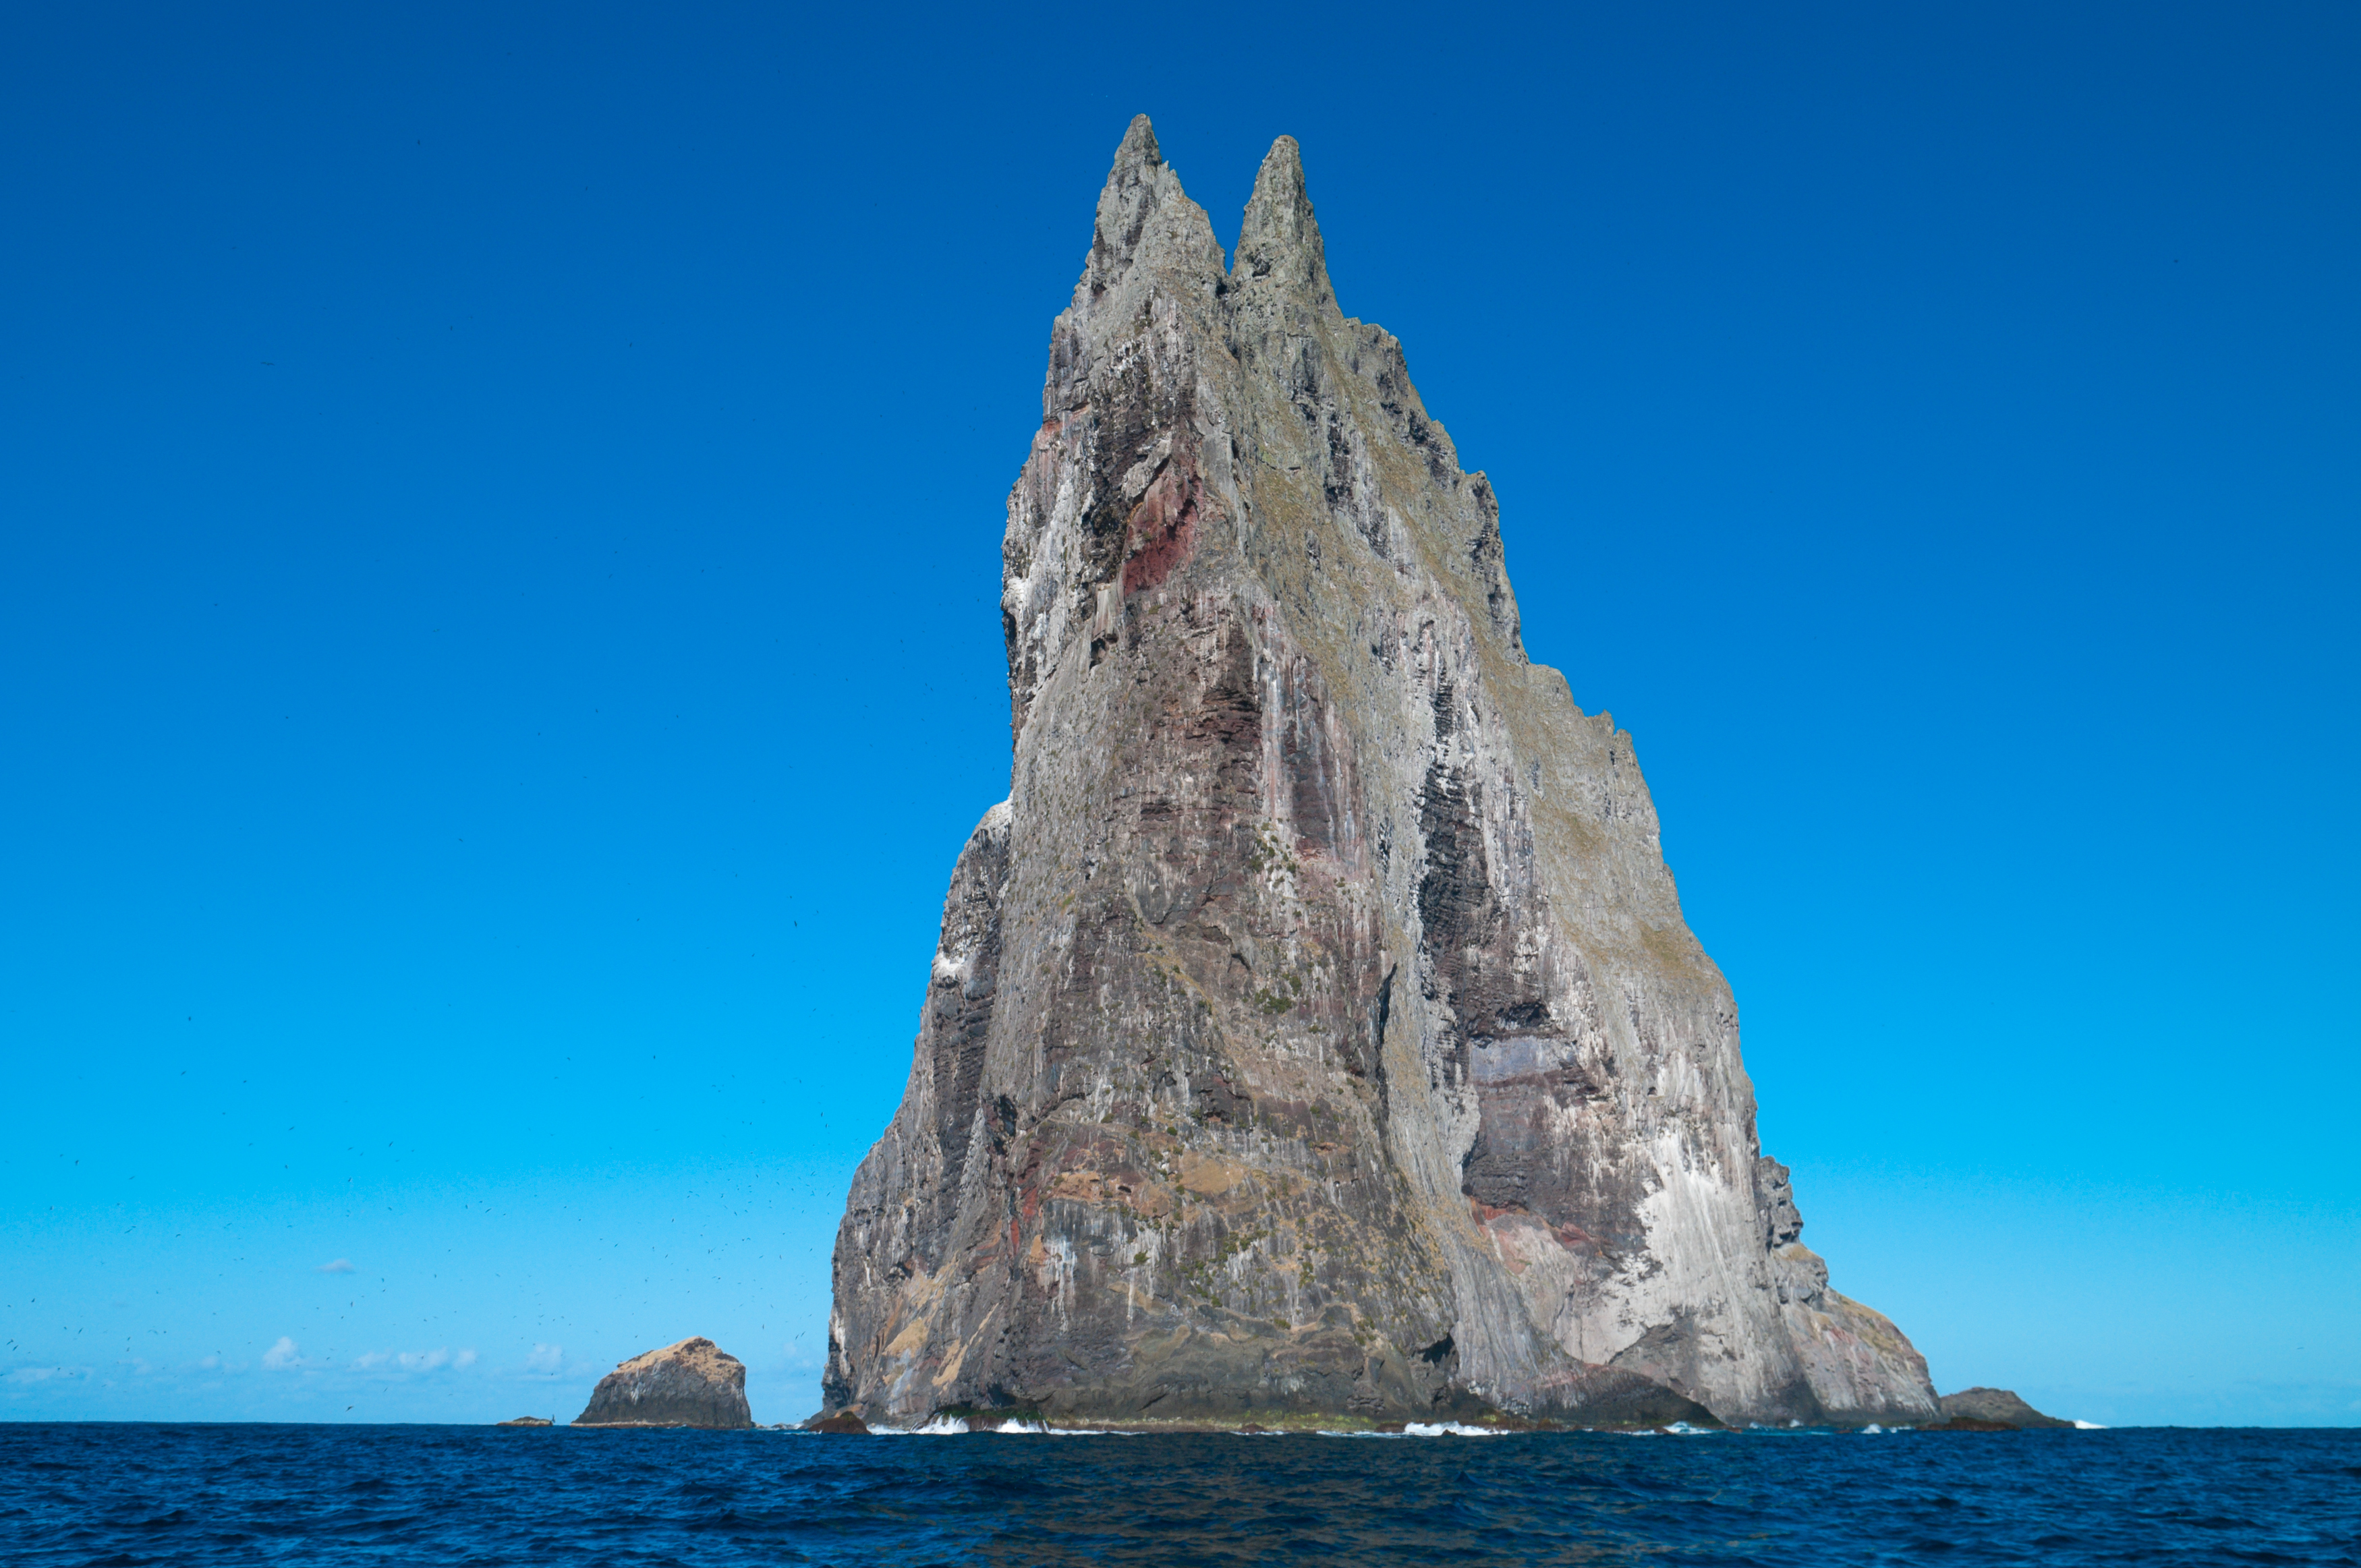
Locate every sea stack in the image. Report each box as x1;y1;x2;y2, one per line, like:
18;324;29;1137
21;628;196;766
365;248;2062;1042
572;1337;753;1428
824;116;1938;1430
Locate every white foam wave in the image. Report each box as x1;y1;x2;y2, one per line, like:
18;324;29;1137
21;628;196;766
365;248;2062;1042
1614;1421;1721;1437
866;1416;971;1436
870;1416;1135;1436
1309;1422;1502;1438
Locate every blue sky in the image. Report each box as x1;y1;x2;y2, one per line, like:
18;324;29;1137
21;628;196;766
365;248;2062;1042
3;1;2354;1427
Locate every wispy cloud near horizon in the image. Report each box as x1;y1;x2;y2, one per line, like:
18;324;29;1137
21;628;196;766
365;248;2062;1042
351;1345;478;1376
316;1259;354;1274
5;1365;92;1385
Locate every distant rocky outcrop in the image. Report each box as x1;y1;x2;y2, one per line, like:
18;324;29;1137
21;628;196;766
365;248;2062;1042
495;1415;553;1427
824;115;1940;1432
805;1412;870;1434
1935;1387;2073;1429
572;1337;752;1428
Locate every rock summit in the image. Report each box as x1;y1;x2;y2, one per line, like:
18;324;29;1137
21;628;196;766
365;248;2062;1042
825;117;1938;1430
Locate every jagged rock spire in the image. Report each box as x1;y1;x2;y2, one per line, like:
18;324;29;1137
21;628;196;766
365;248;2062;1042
1115;111;1160;169
1233;134;1333;307
1082;113;1222;301
1094;115;1161;239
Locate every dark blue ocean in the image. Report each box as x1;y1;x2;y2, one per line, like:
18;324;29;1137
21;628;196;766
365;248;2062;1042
4;1423;2355;1566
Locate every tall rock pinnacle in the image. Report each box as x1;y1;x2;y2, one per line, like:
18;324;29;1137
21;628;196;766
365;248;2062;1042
1234;136;1332;307
825;118;1938;1428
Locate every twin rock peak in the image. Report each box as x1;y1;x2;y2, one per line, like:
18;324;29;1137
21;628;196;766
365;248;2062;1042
824;115;1938;1431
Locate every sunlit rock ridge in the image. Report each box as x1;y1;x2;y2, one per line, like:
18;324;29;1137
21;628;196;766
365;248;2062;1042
825;116;1936;1429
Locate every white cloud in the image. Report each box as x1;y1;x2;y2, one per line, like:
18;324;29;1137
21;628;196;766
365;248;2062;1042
396;1348;449;1371
524;1344;563;1374
353;1352;389;1370
260;1336;300;1370
316;1259;355;1274
454;1349;477;1369
6;1366;90;1385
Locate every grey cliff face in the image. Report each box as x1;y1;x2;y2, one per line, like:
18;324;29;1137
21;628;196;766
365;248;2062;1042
826;117;1938;1429
573;1337;753;1428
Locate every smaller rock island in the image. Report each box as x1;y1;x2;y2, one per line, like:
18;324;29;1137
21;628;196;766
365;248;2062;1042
572;1337;753;1429
1931;1387;2075;1430
495;1415;553;1427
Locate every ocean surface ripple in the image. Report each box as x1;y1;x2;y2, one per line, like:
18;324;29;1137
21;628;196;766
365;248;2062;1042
3;1422;2356;1565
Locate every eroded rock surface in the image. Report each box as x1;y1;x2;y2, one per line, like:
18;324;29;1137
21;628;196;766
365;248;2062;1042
573;1337;752;1428
826;117;1938;1430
